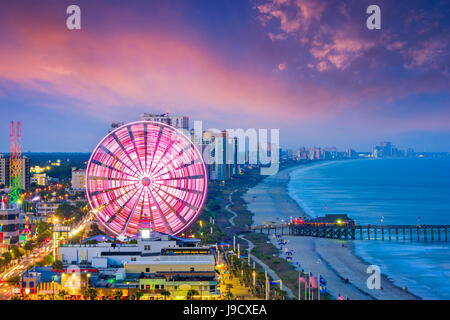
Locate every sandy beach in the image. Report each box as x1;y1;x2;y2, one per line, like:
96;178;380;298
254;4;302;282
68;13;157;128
243;163;419;300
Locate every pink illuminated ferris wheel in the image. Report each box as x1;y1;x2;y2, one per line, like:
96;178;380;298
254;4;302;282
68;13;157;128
85;121;208;238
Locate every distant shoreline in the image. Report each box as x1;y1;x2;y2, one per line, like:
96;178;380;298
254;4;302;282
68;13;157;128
244;161;420;300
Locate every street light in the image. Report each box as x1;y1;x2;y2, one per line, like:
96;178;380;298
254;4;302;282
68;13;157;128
126;281;130;299
87;273;91;288
252;271;256;287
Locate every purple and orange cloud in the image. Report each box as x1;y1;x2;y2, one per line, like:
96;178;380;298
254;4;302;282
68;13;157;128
0;0;448;151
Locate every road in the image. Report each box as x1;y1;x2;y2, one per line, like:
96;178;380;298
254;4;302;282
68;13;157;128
238;234;296;299
223;189;295;299
0;244;52;299
217;251;262;300
0;211;93;300
226;190;238;227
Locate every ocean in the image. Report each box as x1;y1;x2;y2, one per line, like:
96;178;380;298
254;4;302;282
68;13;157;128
287;158;450;299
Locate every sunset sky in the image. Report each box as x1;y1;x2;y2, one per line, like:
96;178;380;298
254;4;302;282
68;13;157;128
0;0;448;152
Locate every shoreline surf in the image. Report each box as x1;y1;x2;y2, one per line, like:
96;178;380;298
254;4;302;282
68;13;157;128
244;160;419;300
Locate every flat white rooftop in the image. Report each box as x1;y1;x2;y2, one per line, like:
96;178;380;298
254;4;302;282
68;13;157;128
126;255;215;265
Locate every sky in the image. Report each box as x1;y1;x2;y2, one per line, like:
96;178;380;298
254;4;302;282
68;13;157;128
0;0;449;152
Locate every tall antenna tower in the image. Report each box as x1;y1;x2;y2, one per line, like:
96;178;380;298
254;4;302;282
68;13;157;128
16;121;22;190
9;121;15;188
9;121;22;204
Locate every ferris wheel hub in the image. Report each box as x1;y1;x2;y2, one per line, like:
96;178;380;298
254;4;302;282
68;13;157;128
141;176;151;186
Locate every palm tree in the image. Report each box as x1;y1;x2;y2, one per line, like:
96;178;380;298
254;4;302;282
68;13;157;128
23;240;35;253
2;251;12;265
52;260;64;271
160;290;171;300
84;287;98;300
6;275;20;285
113;289;123;300
58;289;68;300
187;289;199;300
134;290;144;300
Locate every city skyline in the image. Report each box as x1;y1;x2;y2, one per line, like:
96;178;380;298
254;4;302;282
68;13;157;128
0;0;449;152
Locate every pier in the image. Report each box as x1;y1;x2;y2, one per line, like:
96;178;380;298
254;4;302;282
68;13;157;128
246;223;450;242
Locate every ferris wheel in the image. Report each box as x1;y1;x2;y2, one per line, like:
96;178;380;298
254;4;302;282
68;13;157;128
85;121;208;239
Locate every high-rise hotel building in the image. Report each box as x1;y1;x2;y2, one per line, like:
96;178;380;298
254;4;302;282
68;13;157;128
141;112;189;131
0;154;30;190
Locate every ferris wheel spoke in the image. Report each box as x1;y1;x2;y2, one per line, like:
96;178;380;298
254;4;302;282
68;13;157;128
112;132;143;176
155;183;204;196
88;181;138;197
99;145;140;178
151;186;188;224
169;144;196;166
138;188;152;230
127;125;145;174
149;137;176;175
98;184;138;212
148;126;164;175
148;187;173;234
145;189;156;231
150;157;201;181
158;175;205;181
148;146;194;179
152;184;199;212
120;186;145;236
144;123;148;174
91;159;138;180
149;165;167;180
105;187;140;224
156;144;194;173
87;175;132;182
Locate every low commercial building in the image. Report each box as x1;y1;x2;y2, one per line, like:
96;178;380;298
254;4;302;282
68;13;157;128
20;267;60;298
58;232;193;267
36;202;60;215
32;173;48;186
60;267;97;296
125;255;216;274
129;255;220;300
138;273;219;300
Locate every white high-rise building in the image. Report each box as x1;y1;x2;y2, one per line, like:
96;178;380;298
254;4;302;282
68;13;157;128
32;173;48;186
141;112;189;131
71;167;86;191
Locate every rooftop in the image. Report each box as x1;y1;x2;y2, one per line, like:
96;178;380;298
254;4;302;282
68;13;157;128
126;254;215;265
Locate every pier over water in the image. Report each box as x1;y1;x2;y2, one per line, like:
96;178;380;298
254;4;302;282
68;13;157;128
247;223;450;242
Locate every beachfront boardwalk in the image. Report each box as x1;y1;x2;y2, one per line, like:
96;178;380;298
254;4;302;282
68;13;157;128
247;223;450;242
